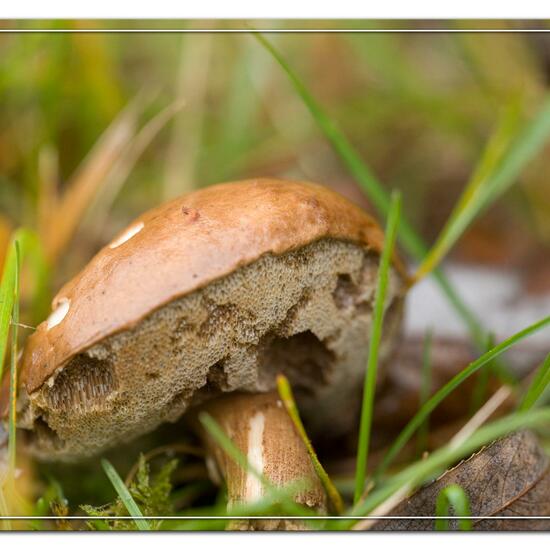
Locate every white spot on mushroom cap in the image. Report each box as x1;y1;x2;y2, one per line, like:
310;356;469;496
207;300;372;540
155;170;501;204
245;411;265;503
108;221;144;249
46;298;70;330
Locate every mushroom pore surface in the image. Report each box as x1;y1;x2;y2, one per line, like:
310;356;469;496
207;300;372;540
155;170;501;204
20;238;403;460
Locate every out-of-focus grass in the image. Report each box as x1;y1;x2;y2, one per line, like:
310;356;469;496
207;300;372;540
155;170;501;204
416;95;550;280
2;29;549;263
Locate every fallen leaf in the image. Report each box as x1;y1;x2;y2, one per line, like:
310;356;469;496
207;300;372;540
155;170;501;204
375;430;550;531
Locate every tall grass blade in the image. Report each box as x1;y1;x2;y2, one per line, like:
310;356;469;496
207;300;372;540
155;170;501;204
435;484;472;531
0;246;16;380
0;233;45;527
252;33;399;245
100;458;150;531
276;374;344;514
0;229;49;378
375;314;550;478
519;353;550;412
354;192;401;504
7;241;20;474
415;102;520;280
416;97;550;281
0;239;20;531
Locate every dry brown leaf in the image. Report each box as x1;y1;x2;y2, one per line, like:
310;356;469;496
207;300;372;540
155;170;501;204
375;430;550;531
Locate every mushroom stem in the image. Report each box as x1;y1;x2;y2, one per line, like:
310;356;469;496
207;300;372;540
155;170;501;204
196;391;327;530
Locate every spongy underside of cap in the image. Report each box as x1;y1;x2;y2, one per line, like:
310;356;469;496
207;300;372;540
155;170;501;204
21;238;404;460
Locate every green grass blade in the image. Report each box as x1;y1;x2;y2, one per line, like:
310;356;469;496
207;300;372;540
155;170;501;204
486;96;550;207
276;374;344;514
0;228;49;382
415;102;520;280
100;459;150;531
0;247;17;382
375;314;550;478
7;241;20;474
519;353;550;412
435;484;472;531
416;97;550;281
339;406;550;529
354;191;401;505
416;329;433;456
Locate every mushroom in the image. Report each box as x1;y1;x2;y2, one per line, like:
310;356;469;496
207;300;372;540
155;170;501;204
1;178;407;526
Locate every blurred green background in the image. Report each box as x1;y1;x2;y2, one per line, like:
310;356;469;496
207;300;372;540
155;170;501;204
1;20;550;299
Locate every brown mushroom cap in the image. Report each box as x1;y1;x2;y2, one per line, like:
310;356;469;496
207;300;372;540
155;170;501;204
7;178;407;459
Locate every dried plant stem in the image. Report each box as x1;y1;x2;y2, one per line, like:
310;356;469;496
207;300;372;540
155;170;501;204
449;385;513;450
